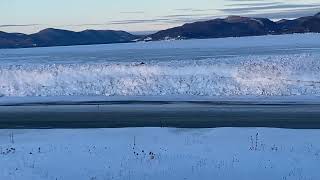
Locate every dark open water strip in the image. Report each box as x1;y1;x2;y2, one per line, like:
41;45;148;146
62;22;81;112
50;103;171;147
1;101;320;129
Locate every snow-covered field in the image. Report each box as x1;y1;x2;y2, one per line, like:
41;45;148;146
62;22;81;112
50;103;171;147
0;128;319;180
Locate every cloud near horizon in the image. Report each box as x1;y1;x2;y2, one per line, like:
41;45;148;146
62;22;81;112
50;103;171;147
220;3;320;14
0;24;42;28
120;11;145;14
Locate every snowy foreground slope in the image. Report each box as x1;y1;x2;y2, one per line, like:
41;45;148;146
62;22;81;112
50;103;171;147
0;128;319;180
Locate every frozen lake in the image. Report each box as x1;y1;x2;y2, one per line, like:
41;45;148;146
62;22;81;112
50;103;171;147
0;34;320;180
0;33;320;97
1;33;320;129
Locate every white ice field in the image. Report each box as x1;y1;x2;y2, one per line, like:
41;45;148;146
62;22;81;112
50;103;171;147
0;33;320;97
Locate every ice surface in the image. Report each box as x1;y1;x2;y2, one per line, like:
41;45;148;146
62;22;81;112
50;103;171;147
0;128;319;180
0;33;320;97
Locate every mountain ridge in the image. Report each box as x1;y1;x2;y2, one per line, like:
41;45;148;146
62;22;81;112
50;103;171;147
147;12;320;41
0;12;319;49
0;29;138;49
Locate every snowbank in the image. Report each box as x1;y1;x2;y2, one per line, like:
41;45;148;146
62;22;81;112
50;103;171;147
1;54;320;97
0;128;319;180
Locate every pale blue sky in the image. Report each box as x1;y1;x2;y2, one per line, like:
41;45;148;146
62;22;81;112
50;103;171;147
1;0;319;34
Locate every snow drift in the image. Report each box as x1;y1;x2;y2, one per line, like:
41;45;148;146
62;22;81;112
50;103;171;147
0;54;320;97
